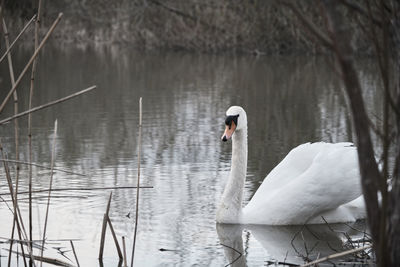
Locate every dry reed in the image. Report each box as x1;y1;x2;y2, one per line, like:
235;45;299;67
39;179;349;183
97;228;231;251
106;216;123;260
0;186;153;197
2;18;26;267
69;240;80;267
2;158;28;267
28;1;43;262
130;97;142;267
39;120;58;267
0;159;86;176
0;12;63;113
0;139;35;266
122;236;127;267
99;192;112;260
0;6;102;266
0;85;96;125
8;249;74;267
0;14;36;64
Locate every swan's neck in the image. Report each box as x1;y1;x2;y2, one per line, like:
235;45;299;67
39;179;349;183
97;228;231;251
217;127;248;223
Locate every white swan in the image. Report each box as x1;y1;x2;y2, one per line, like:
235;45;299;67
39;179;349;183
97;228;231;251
217;106;366;225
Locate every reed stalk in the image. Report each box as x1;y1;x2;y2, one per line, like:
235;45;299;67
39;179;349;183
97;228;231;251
2;18;26;267
0;237;80;243
69;240;80;267
0;85;96;125
39;120;58;267
0;140;34;266
130;97;142;267
0;12;63;114
2;160;27;267
122;236;127;267
99;192;112;260
99;214;108;261
8;250;74;267
0;14;36;64
106;216;123;260
29;2;43;264
0;159;86;176
28;0;43;266
0;186;153;196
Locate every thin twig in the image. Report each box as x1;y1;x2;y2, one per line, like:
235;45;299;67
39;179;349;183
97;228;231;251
0;14;37;64
3;195;88;202
0;159;86;176
99;192;112;260
0;85;96;126
0;195;14;213
291;225;311;262
0;186;153;196
300;244;373;267
280;0;333;49
0;13;63;114
338;0;382;27
220;243;242;267
343;223;372;239
69;240;79;267
130;97;142;267
40;120;58;266
0;237;80;243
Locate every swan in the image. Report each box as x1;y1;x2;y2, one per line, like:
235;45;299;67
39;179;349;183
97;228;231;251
217;106;366;225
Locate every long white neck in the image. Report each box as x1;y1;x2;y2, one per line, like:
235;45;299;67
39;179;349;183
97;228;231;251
217;127;248;223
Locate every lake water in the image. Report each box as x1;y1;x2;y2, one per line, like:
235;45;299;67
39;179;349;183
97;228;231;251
0;45;378;266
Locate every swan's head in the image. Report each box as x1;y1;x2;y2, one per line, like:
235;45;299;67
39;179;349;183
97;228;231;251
221;106;247;142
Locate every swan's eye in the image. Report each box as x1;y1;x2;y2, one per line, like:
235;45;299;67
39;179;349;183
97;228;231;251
225;115;239;129
225;119;233;129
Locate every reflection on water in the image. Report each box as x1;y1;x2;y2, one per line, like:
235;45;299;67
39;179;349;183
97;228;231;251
0;45;377;266
217;221;369;267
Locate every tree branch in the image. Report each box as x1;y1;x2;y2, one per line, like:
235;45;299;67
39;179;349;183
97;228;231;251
280;0;333;50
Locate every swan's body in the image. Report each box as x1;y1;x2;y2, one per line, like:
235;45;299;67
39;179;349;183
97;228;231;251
217;106;366;225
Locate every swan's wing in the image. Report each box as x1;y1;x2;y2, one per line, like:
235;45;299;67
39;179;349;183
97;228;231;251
250;142;338;200
307;195;366;224
243;142;362;224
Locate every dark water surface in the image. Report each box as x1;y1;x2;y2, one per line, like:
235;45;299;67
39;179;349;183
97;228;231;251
0;46;378;266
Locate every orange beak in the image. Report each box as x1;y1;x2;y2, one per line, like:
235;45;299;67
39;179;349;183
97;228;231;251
221;122;236;142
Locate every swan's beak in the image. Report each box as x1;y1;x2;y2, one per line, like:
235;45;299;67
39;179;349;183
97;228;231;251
221;122;236;142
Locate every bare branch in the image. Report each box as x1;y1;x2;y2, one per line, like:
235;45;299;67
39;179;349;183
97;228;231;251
280;0;333;50
300;244;372;267
339;0;382;27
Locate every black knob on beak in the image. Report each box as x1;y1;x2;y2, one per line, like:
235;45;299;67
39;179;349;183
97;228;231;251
222;136;227;142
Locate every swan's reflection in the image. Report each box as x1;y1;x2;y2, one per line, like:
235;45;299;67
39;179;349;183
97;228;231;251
217;224;246;267
217;221;366;266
